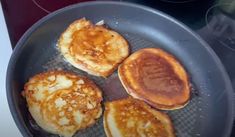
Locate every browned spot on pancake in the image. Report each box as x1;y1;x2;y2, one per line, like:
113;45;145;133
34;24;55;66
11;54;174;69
70;26;114;64
131;54;184;97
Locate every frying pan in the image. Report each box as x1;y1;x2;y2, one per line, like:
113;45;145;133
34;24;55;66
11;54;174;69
6;1;234;137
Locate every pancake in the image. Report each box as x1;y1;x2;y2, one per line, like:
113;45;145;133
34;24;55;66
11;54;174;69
118;48;190;110
104;97;175;137
58;18;129;77
22;70;102;137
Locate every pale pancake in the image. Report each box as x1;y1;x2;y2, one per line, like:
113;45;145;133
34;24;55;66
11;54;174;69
23;71;102;137
104;97;175;137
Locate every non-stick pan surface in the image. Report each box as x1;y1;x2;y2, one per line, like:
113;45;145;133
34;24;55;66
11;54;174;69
6;1;234;137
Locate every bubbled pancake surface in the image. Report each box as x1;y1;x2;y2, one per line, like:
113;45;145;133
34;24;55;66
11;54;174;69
104;98;175;137
23;71;102;137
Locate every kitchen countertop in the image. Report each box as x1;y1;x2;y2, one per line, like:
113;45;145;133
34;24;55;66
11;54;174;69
0;3;22;137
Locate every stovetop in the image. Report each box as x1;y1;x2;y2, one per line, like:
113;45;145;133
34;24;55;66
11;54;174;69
198;11;235;89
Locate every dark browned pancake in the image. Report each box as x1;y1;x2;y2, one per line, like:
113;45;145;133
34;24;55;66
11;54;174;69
118;48;190;110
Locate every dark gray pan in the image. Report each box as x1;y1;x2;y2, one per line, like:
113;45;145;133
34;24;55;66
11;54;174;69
6;1;234;137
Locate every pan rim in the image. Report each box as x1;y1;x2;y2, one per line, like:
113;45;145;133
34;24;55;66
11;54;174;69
6;1;234;137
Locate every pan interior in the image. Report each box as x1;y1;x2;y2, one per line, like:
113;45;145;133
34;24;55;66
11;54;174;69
8;2;233;137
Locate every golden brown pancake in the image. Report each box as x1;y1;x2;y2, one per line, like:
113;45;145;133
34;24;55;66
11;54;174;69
118;48;190;110
58;18;129;77
23;70;102;137
104;97;175;137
